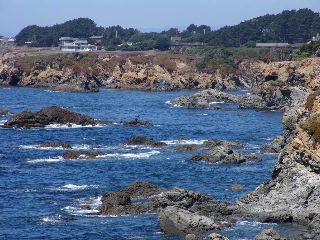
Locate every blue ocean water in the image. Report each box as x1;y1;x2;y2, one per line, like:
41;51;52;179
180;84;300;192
0;87;285;239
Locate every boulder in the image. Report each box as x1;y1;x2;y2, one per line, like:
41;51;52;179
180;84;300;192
40;142;71;149
229;184;245;191
3;106;98;128
63;150;103;159
125;136;166;147
158;206;220;235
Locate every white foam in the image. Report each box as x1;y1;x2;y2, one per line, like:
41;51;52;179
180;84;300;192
98;151;160;159
0;120;7;126
27;156;64;164
161;139;206;145
41;215;62;223
209;101;225;104
236;220;276;227
54;184;100;192
45;123;105;129
64;196;102;216
197;113;208;116
19;145;66;150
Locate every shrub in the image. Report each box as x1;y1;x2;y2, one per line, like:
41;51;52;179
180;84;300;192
305;90;320;111
301;114;320;142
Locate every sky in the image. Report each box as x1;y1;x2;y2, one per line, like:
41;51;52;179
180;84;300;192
1;0;320;36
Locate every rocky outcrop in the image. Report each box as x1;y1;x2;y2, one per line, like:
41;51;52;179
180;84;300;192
0;108;11;116
40;142;71;149
208;233;229;240
63;150;103;159
190;140;259;164
125;136;166;147
237;89;320;238
99;182;237;236
122;118;153;126
3;106;98;128
261;136;285;154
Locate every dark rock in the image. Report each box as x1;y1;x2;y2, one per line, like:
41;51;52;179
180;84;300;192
4;106;98;128
125;136;166;147
80;205;92;210
151;79;178;91
261;136;285;154
0;108;11;116
40;142;71;149
63;150;103;159
122;118;153;126
202;139;244;149
176;145;200;153
255;229;282;240
62;217;77;221
191;146;260;164
99;183;236;233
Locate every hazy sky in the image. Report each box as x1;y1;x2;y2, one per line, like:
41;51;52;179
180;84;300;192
1;0;320;36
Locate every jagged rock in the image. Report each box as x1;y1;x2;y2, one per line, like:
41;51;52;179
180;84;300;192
125;136;166;147
3;106;98;128
191;145;260;164
63;150;103;159
185;234;203;240
158;206;220;235
0;108;11;116
208;233;229;240
122;118;153;126
261;136;285;153
40;142;71;149
255;229;282;240
99;182;236;236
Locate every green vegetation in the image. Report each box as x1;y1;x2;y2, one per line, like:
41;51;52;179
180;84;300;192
305;91;320;111
299;40;320;57
15;9;320;50
301;114;320;142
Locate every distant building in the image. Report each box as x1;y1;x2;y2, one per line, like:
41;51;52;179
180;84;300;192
0;37;16;45
256;43;290;48
89;35;104;45
59;37;97;52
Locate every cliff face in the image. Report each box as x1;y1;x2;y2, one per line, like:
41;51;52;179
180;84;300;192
0;51;242;92
237;68;320;237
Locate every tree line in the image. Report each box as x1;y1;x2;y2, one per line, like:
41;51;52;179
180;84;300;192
15;8;320;50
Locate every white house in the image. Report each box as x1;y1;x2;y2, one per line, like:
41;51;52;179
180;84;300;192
59;37;97;52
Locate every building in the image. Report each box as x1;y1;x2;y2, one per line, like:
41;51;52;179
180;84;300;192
0;37;16;45
89;36;104;45
59;37;97;52
256;43;290;48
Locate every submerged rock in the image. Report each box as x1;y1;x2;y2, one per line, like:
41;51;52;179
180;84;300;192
176;145;200;153
122;118;153;126
40;142;71;149
3;106;98;128
125;136;166;147
63;150;103;159
261;136;285;154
